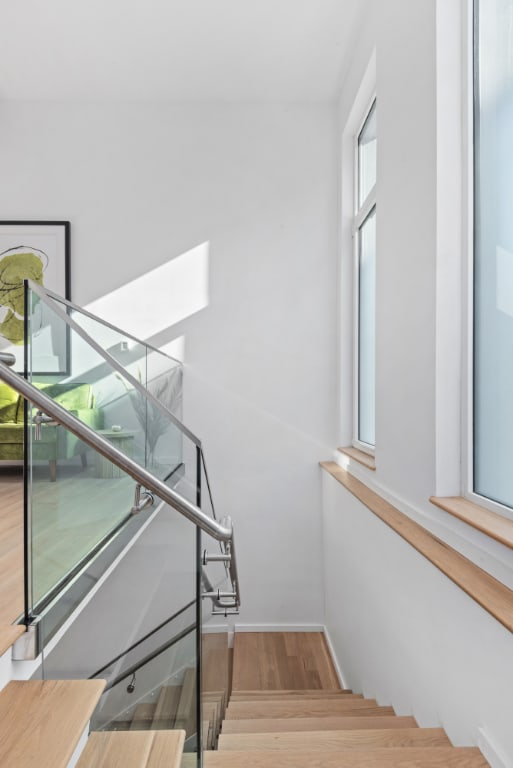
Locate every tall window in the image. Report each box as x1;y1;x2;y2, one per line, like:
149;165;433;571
354;100;377;449
474;0;513;509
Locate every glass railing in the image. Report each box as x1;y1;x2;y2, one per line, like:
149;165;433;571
0;285;239;767
22;280;208;619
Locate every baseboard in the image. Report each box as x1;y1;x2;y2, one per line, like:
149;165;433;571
323;626;350;691
233;623;325;633
478;728;512;768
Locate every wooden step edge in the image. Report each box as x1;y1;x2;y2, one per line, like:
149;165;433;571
77;729;186;768
0;624;24;658
220;715;419;734
228;694;363;702
218;727;452;751
204;747;490;767
0;679;106;768
230;688;354;701
229;689;353;696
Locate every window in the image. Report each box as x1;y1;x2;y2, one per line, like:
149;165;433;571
354;100;377;450
473;0;513;510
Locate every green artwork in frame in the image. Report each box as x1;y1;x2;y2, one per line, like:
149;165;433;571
0;222;70;375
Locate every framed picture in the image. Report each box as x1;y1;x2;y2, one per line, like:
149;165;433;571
0;221;70;375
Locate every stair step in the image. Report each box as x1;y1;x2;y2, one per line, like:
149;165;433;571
229;689;352;697
76;729;185;768
202;700;221;747
153;685;181;728
0;679;105;768
232;632;339;691
175;668;197;736
225;699;394;719
221;715;419;734
204;747;489;767
130;703;157;731
218;728;451;751
229;693;363;702
203;689;227;718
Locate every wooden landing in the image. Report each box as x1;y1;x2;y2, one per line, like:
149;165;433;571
231;632;339;691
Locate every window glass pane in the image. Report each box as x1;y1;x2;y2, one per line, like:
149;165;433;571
474;0;513;506
358;101;377;207
358;207;376;446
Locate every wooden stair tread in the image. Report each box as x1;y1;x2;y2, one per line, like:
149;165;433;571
219;728;451;751
205;747;489;767
0;679;106;768
175;668;196;735
225;699;394;719
77;729;185;768
221;715;419;734
153;685;181;727
130;703;157;731
0;624;24;657
229;693;363;702
229;689;352;697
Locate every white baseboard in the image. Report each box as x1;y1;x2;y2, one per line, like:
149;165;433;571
233;623;325;633
478;728;512;768
322;626;350;691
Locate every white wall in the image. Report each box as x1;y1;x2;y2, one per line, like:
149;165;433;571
326;0;513;763
0;102;339;626
323;473;513;763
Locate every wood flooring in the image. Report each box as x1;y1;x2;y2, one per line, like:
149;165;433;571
231;632;339;691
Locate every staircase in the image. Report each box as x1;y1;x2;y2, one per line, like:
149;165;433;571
203;631;491;768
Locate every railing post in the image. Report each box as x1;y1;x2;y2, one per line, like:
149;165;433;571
195;445;203;761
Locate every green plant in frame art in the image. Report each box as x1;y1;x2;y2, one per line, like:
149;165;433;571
0;246;45;344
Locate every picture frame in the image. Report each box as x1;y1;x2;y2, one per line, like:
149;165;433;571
0;221;70;375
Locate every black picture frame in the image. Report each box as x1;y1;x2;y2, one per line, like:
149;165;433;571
0;221;71;376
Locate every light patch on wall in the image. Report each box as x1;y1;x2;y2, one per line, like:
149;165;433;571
497;245;513;318
85;242;210;340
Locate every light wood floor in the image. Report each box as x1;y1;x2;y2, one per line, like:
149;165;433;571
0;467;24;629
231;632;340;691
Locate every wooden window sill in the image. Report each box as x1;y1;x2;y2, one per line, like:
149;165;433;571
337;447;376;471
321;461;513;635
430;495;513;552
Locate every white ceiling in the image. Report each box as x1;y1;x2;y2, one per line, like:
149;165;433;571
1;0;367;102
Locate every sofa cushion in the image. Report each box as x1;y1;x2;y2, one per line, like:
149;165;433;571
0;383;19;423
34;382;93;411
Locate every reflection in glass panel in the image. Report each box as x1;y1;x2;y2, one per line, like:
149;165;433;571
358;207;376;447
474;0;513;508
358;100;377;207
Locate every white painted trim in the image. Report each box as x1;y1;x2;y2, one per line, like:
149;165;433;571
463;0;475;504
322;626;350;690
478;727;512;768
234;624;324;633
434;0;464;496
339;49;376;449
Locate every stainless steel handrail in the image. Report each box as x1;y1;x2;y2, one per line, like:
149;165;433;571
0;363;240;608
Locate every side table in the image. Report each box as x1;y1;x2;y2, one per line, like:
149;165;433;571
95;429;137;478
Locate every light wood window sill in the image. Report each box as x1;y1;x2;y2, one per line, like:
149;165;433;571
430;495;513;552
321;461;513;636
338;447;376;471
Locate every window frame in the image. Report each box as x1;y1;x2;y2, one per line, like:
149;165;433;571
464;0;513;521
352;95;377;456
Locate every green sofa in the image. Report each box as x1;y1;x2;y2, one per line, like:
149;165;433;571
0;381;103;481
